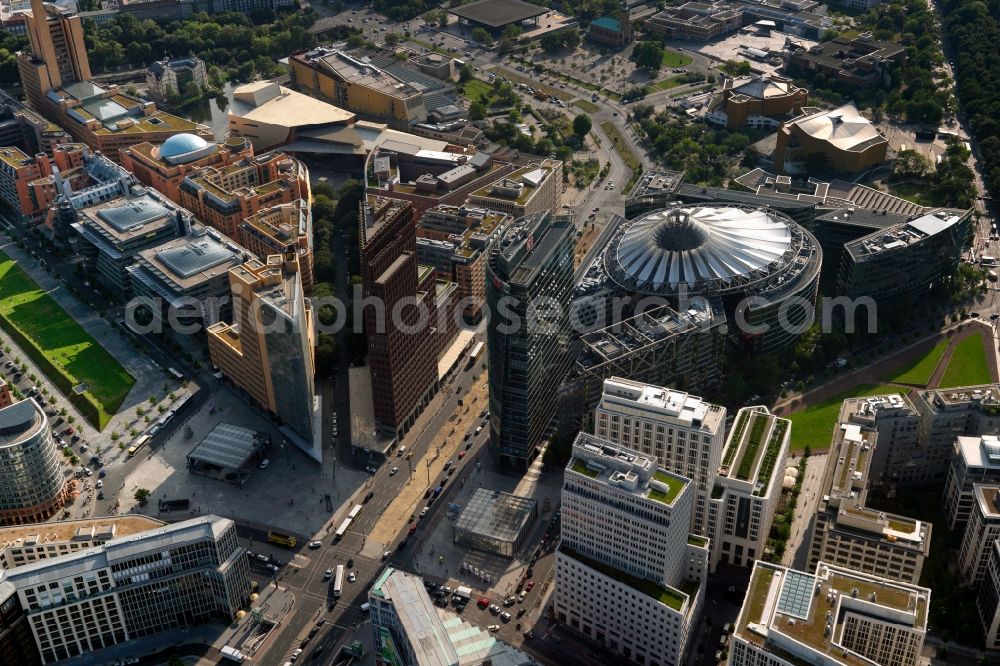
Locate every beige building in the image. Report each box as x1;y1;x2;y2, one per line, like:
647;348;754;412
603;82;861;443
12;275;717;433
227;81;356;151
914;384;1000;487
730;561;929;666
466;159;563;218
207;254;320;462
944;435;1000;531
0;516;163;569
977;539;1000;651
958;484;1000;586
808;396;931;584
289;48;427;127
17;0;90;114
708;406;790;570
593;377;727;538
774;103;887;174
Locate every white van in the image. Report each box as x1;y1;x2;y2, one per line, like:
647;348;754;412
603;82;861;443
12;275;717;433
398;446;407;457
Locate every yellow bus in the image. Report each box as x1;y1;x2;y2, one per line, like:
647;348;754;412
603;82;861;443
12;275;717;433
127;435;150;457
267;531;297;548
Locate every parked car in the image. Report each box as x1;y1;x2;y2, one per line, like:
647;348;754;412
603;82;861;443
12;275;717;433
308;541;322;549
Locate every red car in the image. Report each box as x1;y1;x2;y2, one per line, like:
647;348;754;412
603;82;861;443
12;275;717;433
458;451;466;459
477;597;490;609
525;581;535;592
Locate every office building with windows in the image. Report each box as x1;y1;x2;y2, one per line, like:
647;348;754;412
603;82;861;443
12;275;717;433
145;56;208;102
977;539;1000;652
0;398;67;526
0;515;251;664
0;581;41;665
958;485;1000;587
708;406;790;570
554;433;706;666
730;561;929;666
486;211;576;468
945;435;1000;531
207;254;320;461
368;567;533;666
912;384;1000;486
0;516;165;570
594;377;727;538
808;396;931;584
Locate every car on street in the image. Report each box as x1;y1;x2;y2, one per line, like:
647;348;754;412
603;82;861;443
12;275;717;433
291;648;303;661
256;554;269;562
488;624;500;633
390;466;399;476
259;458;270;469
347;558;354;568
525;581;535;591
440;586;453;595
464;441;473;450
397;538;409;550
420;507;429;519
382;550;390;560
458;451;466;459
95;479;103;488
308;541;322;549
323;569;333;579
504;596;516;606
348;571;356;582
517;607;527;618
367;465;378;474
478;597;490;608
364;491;374;503
489;604;501;614
443;461;452;471
518;591;527;602
500;611;512;622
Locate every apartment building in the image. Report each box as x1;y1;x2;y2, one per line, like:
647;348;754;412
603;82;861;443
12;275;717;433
0;398;67;526
593;377;727;538
178;151;310;240
467;160;563;218
415;204;510;321
120;135;254;204
977;539;1000;652
0;516;164;569
554;433;706;666
207;254;320;462
807;396;931;584
944;435;1000;531
17;0;90;113
913;384;1000;485
0;515;251;664
730;560;929;666
238;199;314;293
958;484;1000;586
841;392;921;487
708;406;790;570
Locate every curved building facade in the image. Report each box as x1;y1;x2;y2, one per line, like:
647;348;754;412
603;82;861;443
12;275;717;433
0;399;66;525
603;203;822;353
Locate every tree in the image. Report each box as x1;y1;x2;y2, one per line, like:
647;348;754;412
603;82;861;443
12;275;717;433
459;63;474;82
385;32;401;46
572;113;592;138
134;488;151;506
632;40;664;72
893;149;930;179
469;100;487;121
471;27;492;45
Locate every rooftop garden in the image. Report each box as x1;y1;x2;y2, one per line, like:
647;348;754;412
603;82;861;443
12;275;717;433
562;546;688;611
723;409;752;467
571;458;600;478
756;419;788;487
688;534;708;548
648;470;685;505
736;414;768;481
741;566;776;644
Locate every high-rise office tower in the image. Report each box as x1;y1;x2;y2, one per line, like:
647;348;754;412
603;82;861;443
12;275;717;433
485;211;575;467
554;433;708;666
207;253;320;461
359;195;446;438
594;376;726;537
17;0;91;112
0;397;67;526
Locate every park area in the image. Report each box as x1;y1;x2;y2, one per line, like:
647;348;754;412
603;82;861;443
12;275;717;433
0;251;134;428
785;326;996;453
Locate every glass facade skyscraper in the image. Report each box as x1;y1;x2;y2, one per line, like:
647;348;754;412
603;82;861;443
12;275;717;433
486;212;576;468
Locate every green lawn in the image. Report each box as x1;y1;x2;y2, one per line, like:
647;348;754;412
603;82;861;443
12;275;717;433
881;339;948;386
887;181;941;207
788;384;902;453
573;99;599;113
650;76;684;91
662;49;693;67
0;251;134;428
669;85;711;98
462;79;493;103
939;333;992;388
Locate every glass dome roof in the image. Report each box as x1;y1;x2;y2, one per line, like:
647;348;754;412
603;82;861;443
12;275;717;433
159;133;211;161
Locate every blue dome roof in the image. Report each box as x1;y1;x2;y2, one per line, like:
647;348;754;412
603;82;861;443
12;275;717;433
160;133;210;159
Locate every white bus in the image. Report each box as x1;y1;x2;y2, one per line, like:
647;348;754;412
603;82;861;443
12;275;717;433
333;564;345;598
168;367;184;380
334;518;352;540
127;435;150;457
348;504;362;521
